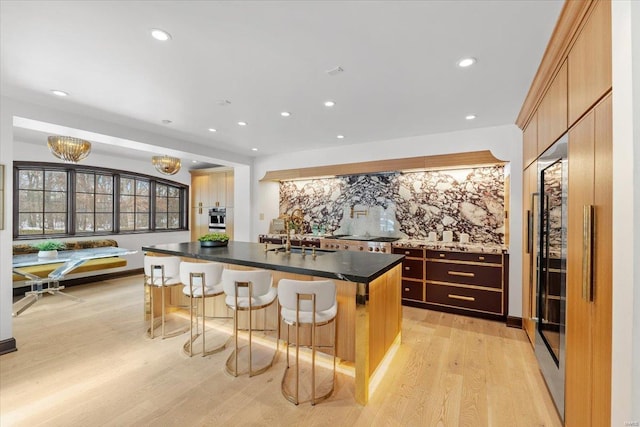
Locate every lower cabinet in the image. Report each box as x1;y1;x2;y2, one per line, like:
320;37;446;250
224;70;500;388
393;247;508;320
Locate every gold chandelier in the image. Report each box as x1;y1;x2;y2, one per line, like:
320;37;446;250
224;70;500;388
47;136;92;163
152;155;181;175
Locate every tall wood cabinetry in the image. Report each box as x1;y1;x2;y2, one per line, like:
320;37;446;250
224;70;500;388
190;169;234;241
565;94;612;427
518;1;612;424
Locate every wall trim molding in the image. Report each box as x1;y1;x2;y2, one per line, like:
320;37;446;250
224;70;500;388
516;0;595;129
260;150;505;181
0;337;17;355
506;316;523;329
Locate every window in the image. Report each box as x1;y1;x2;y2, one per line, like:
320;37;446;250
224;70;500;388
17;168;68;235
155;183;181;229
119;177;150;231
76;172;114;232
14;162;188;238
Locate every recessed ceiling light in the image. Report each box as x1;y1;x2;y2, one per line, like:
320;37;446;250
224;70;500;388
161;119;172;124
150;29;171;41
336;135;345;139
237;121;247;126
192;160;198;163
251;148;258;151
280;111;291;117
208;128;217;132
51;90;68;97
324;101;336;108
465;114;477;120
457;57;477;68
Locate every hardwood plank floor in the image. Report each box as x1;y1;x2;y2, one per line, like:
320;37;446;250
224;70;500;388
1;276;562;426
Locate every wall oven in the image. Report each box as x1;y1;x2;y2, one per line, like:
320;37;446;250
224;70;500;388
208;207;226;232
535;133;568;420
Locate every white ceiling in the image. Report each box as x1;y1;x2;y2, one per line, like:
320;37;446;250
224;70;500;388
1;0;563;160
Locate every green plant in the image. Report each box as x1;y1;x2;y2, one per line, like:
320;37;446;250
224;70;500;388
31;240;66;251
197;232;230;243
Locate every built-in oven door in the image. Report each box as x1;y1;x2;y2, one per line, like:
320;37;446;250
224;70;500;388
535;133;568;421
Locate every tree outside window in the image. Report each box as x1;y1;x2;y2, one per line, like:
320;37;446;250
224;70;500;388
76;172;114;232
119;177;150;231
17;169;67;235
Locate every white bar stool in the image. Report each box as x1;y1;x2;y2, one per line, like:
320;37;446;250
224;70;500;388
221;269;278;377
278;279;337;405
180;261;230;357
144;255;186;339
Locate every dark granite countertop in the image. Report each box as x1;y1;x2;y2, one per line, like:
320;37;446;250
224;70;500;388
142;241;404;284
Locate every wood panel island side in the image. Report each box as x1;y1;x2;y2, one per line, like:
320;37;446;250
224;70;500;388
142;241;404;405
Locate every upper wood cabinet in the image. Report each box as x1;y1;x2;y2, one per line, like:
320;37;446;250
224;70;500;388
523;112;538;169
568;0;612;126
537;60;568;155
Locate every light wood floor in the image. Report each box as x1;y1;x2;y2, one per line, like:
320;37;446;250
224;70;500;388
1;276;562;426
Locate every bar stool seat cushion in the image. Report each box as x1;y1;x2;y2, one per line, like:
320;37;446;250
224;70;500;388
183;283;224;297
225;287;277;308
281;303;337;324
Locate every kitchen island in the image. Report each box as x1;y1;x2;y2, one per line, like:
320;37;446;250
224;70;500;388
142;241;404;405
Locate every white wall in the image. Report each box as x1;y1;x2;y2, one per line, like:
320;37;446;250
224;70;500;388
611;1;640;423
0;98;15;343
253;124;524;317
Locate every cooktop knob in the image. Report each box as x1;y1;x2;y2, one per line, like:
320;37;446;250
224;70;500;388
375;247;380;252
359;246;364;251
343;245;349;250
368;247;373;251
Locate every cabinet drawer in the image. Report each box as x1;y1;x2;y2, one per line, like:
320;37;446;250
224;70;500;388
401;259;424;280
426;250;502;265
393;247;424;258
426;262;502;289
426;283;502;314
402;280;424;301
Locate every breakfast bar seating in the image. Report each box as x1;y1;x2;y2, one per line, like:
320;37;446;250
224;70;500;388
278;278;337;406
142;241;403;404
221;269;279;377
144;255;187;339
179;261;229;357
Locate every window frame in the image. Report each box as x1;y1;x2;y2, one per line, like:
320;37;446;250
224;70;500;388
13;161;189;240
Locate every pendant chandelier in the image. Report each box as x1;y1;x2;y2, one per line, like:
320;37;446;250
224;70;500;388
47;136;92;163
152;155;181;175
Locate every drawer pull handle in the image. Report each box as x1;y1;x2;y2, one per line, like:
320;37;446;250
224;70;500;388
448;271;475;278
405;251;411;255
404;288;410;292
448;294;475;302
478;256;485;261
439;254;445;258
405;267;410;270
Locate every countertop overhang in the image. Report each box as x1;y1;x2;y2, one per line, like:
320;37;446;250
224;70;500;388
142;241;404;284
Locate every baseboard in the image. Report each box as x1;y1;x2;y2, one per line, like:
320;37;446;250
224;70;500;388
0;338;17;355
13;268;143;297
506;316;523;329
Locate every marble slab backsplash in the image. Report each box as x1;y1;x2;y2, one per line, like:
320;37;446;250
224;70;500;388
279;166;505;245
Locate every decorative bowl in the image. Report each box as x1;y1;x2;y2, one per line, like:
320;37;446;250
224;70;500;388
200;240;228;248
